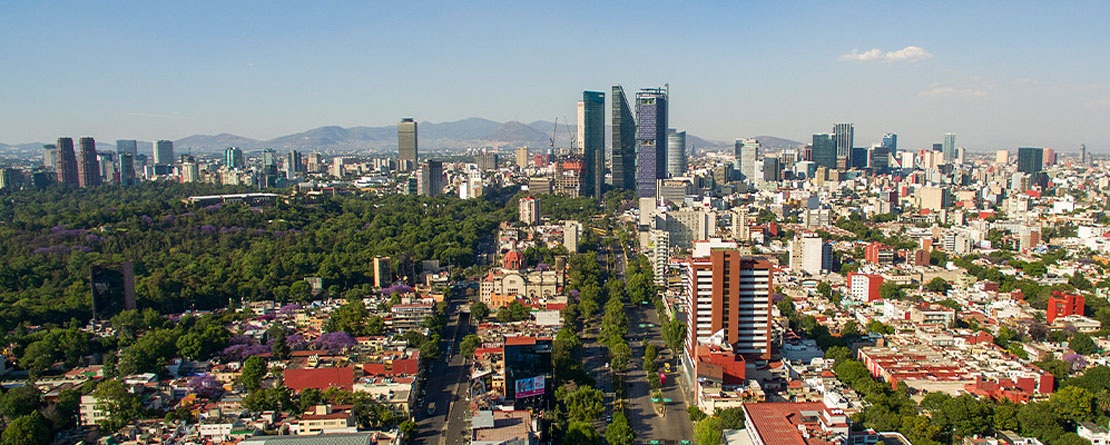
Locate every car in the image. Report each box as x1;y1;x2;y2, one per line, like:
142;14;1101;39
605;414;612;422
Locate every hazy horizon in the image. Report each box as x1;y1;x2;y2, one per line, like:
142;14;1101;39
2;1;1107;151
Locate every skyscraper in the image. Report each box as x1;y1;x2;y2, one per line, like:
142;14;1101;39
834;123;854;170
611;84;637;191
398;118;418;171
667;129;687;177
153;140;174;166
225;147;245;169
635;86;668;199
515;146;530;168
77;137;100;187
580;90;605;201
55;137;79;186
116;139;138;159
118;153;136;186
1017;147;1044;173
684;249;774;360
735;138;759;183
812;133;837;170
417;160;443;196
762;155;781;183
943;133;956;163
1081;144;1088;165
881;133;898;167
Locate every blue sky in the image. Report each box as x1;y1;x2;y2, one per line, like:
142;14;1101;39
2;1;1108;150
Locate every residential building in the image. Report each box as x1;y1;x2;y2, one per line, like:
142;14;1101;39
863;242;894;265
55;137;79;186
666;208;716;250
847;272;884;302
515;146;529;168
683;249;774;361
1047;291;1084;324
77;137;100;187
790;233;831;276
519;196;540;225
372;257;391;288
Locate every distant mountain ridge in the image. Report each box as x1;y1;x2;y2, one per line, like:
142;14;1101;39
1;118;804;155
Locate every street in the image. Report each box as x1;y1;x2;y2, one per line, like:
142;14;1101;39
413;293;472;445
619;300;695;443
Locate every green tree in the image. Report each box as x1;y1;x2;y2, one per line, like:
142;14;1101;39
564;420;601;445
688;406;707;422
662;318;686;352
92;379;141;432
933;394;992;438
925;277;951;294
460;334;482;358
240;356;268;391
1049;386;1095;422
470;301;490;321
1070;333;1098;355
817;282;833;299
559;385;604;422
604;412;635;445
0;385;41;420
841;320;860;337
716;407;746;429
1;412;51;445
879;282;905;300
694;416;723;445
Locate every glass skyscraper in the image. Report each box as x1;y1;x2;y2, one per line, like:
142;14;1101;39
943;133;956;163
635;86;668;199
667;129;687;177
398;118;418;171
581;91;605;201
611;84;636;191
812;133;837;170
834;123;854;170
1018;147;1044;173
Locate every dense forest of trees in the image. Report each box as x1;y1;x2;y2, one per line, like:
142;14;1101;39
0;183;506;331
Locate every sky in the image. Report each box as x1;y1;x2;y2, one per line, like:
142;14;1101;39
2;1;1109;151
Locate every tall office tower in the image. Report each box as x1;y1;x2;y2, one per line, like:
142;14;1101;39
417;160;443;196
515;146;530;168
261;149;276;169
153;140;174;166
285;150;304;178
77;137;100;187
1017;147;1044;173
118;153;136;186
43;145;57;169
1081;144;1088;165
684;249;774;360
834;123;854;170
225;146;245;169
762;155;781;182
1042;148;1056;167
581;90;605;201
943;133;957;163
735;138;759;182
869;146;890;171
812;133;837;170
398;118;418;171
55;138;79;186
116;139;138;159
635;86;668;199
519;196;540;225
996;150;1010;164
667;129;687;177
611;84;637;191
881;132;898;154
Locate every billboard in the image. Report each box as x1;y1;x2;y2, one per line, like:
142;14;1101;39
514;375;545;398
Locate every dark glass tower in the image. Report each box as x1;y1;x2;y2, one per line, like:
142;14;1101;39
812;133;837;170
55;137;79;186
635;86;668;199
1017;147;1044;173
398;118;418;171
581;90;605;201
611;84;636;191
77;137;100;187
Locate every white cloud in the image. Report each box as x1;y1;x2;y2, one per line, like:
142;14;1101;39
918;86;988;99
838;46;933;63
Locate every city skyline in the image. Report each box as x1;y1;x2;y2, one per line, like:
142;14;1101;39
2;2;1108;150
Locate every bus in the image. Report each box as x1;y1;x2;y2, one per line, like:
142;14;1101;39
427;402;436;415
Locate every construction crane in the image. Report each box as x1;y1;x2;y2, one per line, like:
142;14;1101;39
549;117;558;151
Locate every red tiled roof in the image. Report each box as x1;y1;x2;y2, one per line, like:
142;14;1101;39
284;367;355;393
363;358;419;377
745;402;837;445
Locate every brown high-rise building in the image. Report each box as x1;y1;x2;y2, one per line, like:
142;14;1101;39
398;118;417;171
77;137;100;187
684;249;774;361
55;137;80;186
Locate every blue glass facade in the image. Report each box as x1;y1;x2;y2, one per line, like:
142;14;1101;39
636;87;668;199
582;91;605;201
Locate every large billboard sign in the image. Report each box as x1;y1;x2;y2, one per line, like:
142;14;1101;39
515;375;545;398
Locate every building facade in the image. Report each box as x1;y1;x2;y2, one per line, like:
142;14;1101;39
635;87;668;199
611;84;637;191
684;250;774;361
581;90;605;200
398;118;418;171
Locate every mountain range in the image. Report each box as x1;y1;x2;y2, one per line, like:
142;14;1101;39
0;118;804;155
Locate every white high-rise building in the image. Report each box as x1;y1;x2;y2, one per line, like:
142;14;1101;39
667;129;687;177
736;138;759;183
789;233;831;276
